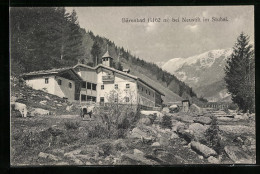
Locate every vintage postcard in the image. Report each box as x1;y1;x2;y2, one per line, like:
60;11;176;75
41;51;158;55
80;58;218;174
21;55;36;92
10;6;255;165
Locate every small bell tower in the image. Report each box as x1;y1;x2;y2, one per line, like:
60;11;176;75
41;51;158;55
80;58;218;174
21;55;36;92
102;45;113;67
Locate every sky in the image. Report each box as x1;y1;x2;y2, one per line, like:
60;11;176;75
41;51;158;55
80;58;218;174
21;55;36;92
66;6;254;63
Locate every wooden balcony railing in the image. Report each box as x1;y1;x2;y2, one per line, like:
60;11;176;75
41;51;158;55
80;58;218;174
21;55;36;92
102;75;115;82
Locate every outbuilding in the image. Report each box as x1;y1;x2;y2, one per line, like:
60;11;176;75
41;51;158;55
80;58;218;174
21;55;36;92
21;67;84;101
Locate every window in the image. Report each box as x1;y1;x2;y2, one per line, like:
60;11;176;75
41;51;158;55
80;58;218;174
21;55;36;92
138;85;140;90
92;97;96;102
125;97;130;102
87;82;91;89
115;84;118;89
45;78;49;84
101;85;104;90
69;82;72;88
82;82;86;88
126;84;130;88
58;79;62;85
81;94;86;101
92;83;97;90
100;97;104;105
115;98;118;103
87;96;92;101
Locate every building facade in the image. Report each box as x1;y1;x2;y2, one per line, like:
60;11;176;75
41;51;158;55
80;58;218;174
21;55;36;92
22;68;83;101
73;50;164;108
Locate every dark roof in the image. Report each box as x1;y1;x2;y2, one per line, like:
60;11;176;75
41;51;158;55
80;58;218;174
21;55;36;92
74;63;165;96
136;78;164;96
21;67;84;82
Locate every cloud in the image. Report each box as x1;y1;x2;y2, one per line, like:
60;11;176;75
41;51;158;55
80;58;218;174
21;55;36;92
202;10;209;18
185;24;199;33
145;22;157;32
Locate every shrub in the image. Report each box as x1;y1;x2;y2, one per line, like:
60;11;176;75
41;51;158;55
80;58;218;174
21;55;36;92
87;123;109;139
228;103;239;110
116;128;127;139
88;103;139;139
118;117;130;129
59;130;79;145
133;107;141;123
20;131;50;149
64;121;80;130
205;116;223;154
148;113;157;124
160;115;172;129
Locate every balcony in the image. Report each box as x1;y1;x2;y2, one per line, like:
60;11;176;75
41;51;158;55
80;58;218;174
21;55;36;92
102;75;115;82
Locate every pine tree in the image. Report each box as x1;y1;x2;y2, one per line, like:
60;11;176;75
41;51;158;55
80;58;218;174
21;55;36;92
63;9;85;64
91;41;101;66
224;32;255;112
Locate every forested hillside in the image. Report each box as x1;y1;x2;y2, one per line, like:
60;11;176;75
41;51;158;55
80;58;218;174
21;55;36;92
10;7;203;103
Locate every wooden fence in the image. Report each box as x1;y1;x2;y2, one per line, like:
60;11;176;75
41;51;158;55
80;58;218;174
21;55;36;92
200;102;230;110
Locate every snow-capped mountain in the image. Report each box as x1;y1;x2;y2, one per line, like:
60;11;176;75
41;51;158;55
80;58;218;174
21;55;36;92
155;61;166;68
160;49;233;102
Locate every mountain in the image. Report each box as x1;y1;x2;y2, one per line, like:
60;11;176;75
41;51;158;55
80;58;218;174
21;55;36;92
155;61;166;68
161;49;233;102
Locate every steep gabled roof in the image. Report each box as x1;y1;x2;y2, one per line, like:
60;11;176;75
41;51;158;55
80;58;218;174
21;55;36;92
21;67;84;82
102;50;113;59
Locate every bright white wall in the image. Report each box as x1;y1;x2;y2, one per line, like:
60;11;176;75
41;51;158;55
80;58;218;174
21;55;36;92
26;75;76;100
96;70;138;104
26;76;55;95
54;76;75;100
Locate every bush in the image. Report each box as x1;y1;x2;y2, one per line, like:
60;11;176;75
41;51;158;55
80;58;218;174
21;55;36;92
64;121;80;130
205;116;223;154
59;130;80;145
228;103;239;110
133;107;141;123
148;114;157;124
88;103;139;139
116;128;127;139
20;131;50;149
160;115;172;129
118;117;130;129
87;123;109;139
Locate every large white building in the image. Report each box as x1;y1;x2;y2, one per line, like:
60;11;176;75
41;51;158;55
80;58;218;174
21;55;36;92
74;50;164;108
22;50;164;108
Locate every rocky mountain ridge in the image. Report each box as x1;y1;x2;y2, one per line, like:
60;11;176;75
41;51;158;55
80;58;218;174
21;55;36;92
160;49;233;102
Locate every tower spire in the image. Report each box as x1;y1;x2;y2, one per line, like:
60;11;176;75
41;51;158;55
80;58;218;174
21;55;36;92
102;44;113;67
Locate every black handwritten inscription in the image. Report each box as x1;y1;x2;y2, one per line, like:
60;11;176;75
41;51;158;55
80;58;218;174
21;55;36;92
121;17;229;23
212;17;228;22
